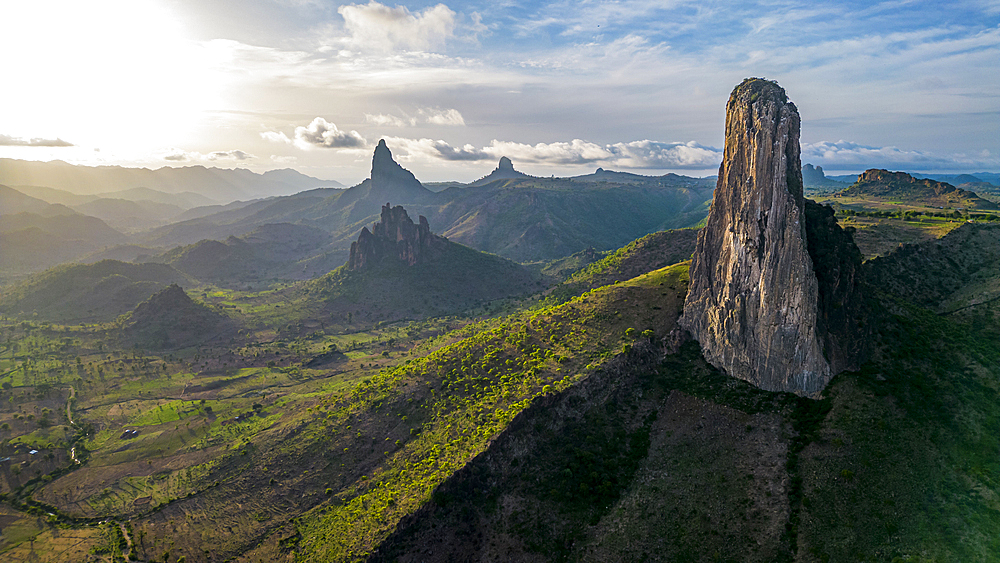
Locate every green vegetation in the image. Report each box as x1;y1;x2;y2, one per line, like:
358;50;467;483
1;211;998;562
545;228;697;304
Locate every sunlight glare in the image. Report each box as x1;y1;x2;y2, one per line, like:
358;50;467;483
0;0;220;155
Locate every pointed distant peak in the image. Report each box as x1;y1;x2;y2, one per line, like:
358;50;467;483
370;139;421;189
372;139;393;167
469;155;530;185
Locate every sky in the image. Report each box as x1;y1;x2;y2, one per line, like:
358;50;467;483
1;0;998;185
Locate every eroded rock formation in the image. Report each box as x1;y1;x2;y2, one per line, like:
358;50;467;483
347;203;439;270
680;78;865;396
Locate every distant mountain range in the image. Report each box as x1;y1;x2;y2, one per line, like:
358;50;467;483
835;169;998;209
9;149;995;294
802;164;1000;193
125;141;715;275
0;158;340;202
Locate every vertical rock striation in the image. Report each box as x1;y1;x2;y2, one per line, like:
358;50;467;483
680;78;863;396
347;203;437;270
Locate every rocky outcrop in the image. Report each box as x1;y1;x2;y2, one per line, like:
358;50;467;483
802;164;845;189
840;169;996;209
347;203;440;270
680;78;865;396
470;156;530;186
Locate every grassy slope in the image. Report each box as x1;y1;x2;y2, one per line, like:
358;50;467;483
546;228;698;304
3;218;999;563
243;263;690;563
361;224;1000;563
306;240;542;322
0;260;194;323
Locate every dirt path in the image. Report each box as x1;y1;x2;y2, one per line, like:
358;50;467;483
66;385;81;464
119;522;134;559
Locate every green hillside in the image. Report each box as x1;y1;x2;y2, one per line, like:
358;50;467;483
0;260;194;322
307;239;541;323
118;284;237;350
1;217;999;562
546;228;699;303
836;169;997;210
138;155;713;267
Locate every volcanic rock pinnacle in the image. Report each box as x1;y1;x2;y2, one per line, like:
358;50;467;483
680;78;833;396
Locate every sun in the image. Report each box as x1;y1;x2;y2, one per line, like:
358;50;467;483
0;0;220;157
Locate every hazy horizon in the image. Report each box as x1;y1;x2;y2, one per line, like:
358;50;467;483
2;0;998;184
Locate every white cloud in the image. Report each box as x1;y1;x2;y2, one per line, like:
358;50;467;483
293;117;367;149
208;150;255;161
421;108;466;126
365;113;412;127
802;140;1000;171
382;136;722;169
0;134;74;147
483;139;614;165
337;2;457;52
365;108;466;127
271;155;299;164
384;137;487;161
261;130;293;144
606;140;722;169
160;148;256;163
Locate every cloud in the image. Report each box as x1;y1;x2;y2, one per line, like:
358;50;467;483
365;113;412;127
271;155;298;164
605;140;723;169
260;130;293;144
209;150;255;161
383;136;722;169
293;117;367;149
802;140;1000;171
0;134;73;147
483;139;614;165
421;108;465;126
384;137;488;161
338;1;457;52
365;108;465;127
160;149;256;163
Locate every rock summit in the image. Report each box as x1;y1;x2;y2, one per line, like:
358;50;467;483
347;203;441;270
680;78;866;396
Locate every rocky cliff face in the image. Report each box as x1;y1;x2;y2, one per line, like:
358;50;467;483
680;78;864;396
347;203;439;270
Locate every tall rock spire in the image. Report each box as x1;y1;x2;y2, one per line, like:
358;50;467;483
371;139;421;187
680;78;851;396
